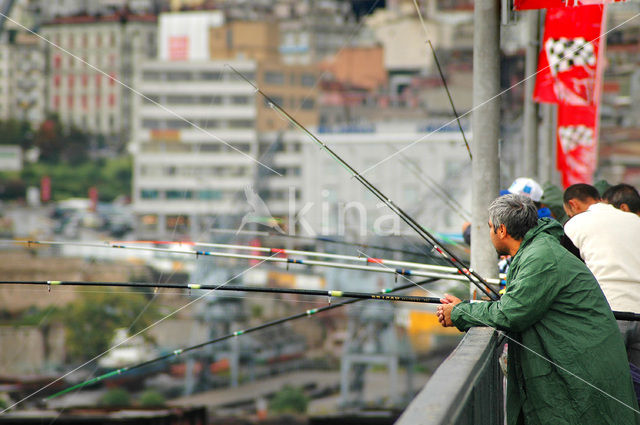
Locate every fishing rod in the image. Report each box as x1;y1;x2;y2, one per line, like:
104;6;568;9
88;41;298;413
45;277;439;400
4;240;502;285
210;228;430;257
387;143;472;222
412;0;472;160
8;280;639;323
226;65;500;300
107;239;473;275
0;280;444;304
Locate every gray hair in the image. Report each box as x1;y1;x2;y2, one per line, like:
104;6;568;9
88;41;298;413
488;194;538;240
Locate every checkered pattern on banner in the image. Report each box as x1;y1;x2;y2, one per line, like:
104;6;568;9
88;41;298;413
558;125;594;153
545;37;596;75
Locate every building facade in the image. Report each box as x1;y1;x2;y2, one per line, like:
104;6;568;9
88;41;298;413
298;122;472;238
131;57;319;239
275;0;358;65
40;12;157;152
131;59;260;239
0;31;45;126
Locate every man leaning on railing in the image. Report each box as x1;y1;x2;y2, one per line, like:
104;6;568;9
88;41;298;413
437;194;639;425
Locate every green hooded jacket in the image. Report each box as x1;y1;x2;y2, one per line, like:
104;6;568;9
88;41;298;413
451;218;640;425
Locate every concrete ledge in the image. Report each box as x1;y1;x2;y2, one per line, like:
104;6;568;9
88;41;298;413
395;327;503;425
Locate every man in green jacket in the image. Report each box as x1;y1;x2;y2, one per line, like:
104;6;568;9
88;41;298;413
437;194;639;425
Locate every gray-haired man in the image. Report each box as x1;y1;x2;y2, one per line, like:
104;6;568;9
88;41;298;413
437;194;638;425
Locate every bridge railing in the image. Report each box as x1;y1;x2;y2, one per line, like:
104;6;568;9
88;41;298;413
395;327;506;425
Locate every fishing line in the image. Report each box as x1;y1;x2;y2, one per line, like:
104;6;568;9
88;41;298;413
211;228;431;256
0;254;279;413
227;64;499;300
361;247;640;415
0;240;502;285
45;277;438;400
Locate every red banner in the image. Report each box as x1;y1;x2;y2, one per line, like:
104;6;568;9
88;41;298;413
533;5;605;106
515;0;623;10
556;104;599;187
89;186;98;211
41;176;51;202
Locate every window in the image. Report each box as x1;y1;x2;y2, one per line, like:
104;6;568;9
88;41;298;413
231;143;251;152
166;215;189;232
198;119;219;128
166;190;193;200
200;95;222;105
142;119;160;129
265;96;283;107
167;71;192;81
143;95;160;104
167;95;195;104
228;119;253;129
199;144;221;152
231;96;250;105
301;73;315;87
166;119;190;129
141;189;159;199
143;71;160;80
301;98;315;109
264;71;284;85
200;71;222;80
197;190;222;200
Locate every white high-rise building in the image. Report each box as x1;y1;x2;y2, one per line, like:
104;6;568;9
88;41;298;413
297;122;472;239
131;59;260;239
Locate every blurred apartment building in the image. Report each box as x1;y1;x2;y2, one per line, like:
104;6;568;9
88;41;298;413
0;0;45;126
40;11;157;151
131;12;318;239
0;30;44;126
130;1;482;240
33;0;164;20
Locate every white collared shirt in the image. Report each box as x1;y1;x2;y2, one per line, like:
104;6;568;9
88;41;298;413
564;202;640;313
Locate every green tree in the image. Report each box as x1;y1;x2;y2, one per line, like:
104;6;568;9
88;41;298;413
61;289;160;362
269;385;309;414
98;156;132;201
62;126;90;165
100;388;131;407
139;390;166;407
0;119;32;149
34;116;65;164
15;155;132;202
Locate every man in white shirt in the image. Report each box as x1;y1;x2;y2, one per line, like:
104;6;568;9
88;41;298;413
563;183;640;368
